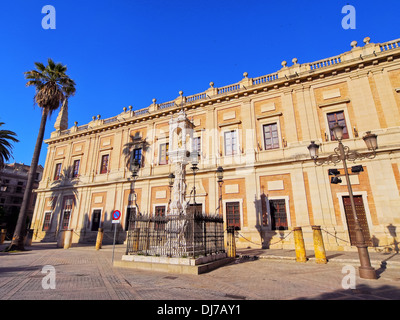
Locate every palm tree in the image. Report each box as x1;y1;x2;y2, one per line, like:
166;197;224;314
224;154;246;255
6;58;76;251
0;122;19;168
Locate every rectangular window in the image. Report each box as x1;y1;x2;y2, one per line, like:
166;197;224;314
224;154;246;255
54;163;62;181
327;111;349;141
61;197;73;230
154;205;166;231
226;202;241;230
269;199;288;231
159;143;169;165
133;148;142;167
42;212;52;231
263;123;279;150
193;137;201;157
224;130;237;156
61;211;71;230
155;205;166;217
100;154;109;174
73;159;80;178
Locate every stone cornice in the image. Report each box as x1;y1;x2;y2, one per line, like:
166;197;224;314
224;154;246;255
318;99;351;108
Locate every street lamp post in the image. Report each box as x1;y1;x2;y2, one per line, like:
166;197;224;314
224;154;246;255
307;123;378;280
168;173;175;214
215;166;224;216
191;154;199;206
129;157;140;214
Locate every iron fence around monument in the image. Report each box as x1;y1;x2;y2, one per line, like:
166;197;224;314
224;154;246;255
126;212;225;258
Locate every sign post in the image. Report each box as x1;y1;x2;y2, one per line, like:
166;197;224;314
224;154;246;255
111;210;121;264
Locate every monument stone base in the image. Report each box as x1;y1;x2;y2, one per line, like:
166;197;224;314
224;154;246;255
114;253;233;275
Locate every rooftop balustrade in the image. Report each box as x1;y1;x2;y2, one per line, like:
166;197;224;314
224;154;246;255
54;37;400;139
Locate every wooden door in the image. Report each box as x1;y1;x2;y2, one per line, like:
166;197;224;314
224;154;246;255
342;196;371;246
226;202;241;230
91;209;101;231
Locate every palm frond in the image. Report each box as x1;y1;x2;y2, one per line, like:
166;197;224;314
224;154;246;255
34;62;46;72
24;58;76;112
0;122;19;168
47;58;56;70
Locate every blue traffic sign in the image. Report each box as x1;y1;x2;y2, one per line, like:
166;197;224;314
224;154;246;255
112;210;121;220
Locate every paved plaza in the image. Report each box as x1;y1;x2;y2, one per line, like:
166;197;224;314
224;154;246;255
1;241;400;302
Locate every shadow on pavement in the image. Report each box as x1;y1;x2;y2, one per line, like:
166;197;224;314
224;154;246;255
294;283;400;300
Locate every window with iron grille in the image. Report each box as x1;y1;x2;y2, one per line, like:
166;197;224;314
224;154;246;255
42;212;52;231
226;201;241;230
263;123;279;150
269;199;288;231
61;198;73;230
327;111;349;140
61;210;71;230
54;163;62;180
154;205;166;231
100;154;109;174
133;148;142;167
72;159;80;178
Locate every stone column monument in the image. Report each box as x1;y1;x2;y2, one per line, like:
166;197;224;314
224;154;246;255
168;108;195;216
164;107;195;255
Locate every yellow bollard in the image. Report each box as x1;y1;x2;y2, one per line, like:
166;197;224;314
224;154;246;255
227;227;236;258
312;225;327;264
132;228;140;252
95;228;104;250
64;229;73;249
293;227;307;262
0;229;6;244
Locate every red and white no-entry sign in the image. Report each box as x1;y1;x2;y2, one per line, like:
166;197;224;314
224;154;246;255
112;210;121;223
111;210;121;264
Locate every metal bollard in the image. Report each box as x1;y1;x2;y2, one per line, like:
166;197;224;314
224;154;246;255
293;227;307;262
312;225;327;264
95;228;104;250
227;226;236;258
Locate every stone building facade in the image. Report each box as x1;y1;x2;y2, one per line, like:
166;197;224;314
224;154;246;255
31;37;400;252
0;163;43;237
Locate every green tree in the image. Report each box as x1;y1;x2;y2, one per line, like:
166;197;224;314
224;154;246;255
0;122;19;168
7;58;75;251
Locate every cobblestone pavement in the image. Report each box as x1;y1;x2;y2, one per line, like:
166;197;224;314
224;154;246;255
1;242;400;301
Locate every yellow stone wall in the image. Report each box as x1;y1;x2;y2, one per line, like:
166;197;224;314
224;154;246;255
32;38;400;252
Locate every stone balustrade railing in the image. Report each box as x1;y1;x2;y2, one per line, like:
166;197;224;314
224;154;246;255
309;55;342;70
379;39;400;52
217;83;241;94
252;73;279;85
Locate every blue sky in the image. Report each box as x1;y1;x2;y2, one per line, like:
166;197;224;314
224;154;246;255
0;0;399;167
